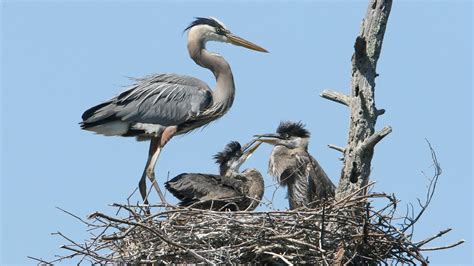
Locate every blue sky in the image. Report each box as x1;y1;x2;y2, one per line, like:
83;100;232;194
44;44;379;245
1;1;472;265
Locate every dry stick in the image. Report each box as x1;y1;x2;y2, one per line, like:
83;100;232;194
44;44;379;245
401;140;440;233
53;231;87;251
414;228;452;247
27;256;51;265
318;205;329;266
112;203;142;222
83;224;112;264
418;240;465;251
60;245;108;263
374;210;429;265
334;181;376;207
263;251;294;266
56;207;97;227
101;226;135;241
343;251;359;266
88;211;213;265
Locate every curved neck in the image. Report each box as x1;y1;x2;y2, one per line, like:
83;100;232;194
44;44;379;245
188;39;235;113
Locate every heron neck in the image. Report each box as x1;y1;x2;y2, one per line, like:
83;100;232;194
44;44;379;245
189;43;235;112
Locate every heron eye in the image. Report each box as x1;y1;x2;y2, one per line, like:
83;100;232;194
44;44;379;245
284;134;290;139
216;28;224;35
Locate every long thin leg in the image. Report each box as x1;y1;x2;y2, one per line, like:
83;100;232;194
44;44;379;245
138;137;166;204
138;126;177;204
146;140;166;203
138;169;149;204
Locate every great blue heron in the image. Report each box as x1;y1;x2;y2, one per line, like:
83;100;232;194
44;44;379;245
165;140;264;211
80;17;267;203
255;121;335;209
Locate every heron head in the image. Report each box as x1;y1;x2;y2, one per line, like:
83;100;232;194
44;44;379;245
255;121;311;149
213;140;262;176
185;17;268;52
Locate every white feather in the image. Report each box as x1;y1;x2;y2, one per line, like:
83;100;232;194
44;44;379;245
85;121;129;136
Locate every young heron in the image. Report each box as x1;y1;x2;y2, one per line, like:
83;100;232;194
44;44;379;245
165;140;264;211
255;121;335;209
80;17;267;203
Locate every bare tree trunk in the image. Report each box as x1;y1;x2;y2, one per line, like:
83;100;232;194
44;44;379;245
321;0;393;200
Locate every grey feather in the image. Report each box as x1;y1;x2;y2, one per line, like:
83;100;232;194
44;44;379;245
81;73;212;137
165;171;263;211
269;145;335;209
165;140;264;211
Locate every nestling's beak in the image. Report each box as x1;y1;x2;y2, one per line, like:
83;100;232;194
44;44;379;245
239;140;262;162
227;139;261;174
227;33;268;53
253;133;283;145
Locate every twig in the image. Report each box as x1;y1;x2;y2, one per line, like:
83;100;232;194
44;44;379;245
415;228;452;247
418;240;465;251
401;140;441;233
263;251;294;266
27;256;51;265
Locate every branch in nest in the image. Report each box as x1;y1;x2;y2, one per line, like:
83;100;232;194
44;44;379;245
418;240;465;251
401;140;440;233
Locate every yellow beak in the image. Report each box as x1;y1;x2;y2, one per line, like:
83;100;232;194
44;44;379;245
227;34;268;53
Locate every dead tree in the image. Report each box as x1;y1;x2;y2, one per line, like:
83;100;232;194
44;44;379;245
321;0;393;200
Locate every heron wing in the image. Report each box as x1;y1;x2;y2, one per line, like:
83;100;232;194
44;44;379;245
82;73;212;128
281;153;312;209
165;173;240;204
306;156;336;200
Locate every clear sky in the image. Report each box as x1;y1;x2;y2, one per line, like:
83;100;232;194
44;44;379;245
1;0;472;265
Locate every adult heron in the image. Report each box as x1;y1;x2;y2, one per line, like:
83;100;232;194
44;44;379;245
80;17;267;203
255;121;335;209
165;140;264;211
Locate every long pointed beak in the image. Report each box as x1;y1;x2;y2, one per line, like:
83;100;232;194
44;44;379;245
227;140;262;175
253;133;283;145
240;140;262;161
227;33;268;53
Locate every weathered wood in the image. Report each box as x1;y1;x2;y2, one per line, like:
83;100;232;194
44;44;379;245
320;90;351;106
322;0;393;200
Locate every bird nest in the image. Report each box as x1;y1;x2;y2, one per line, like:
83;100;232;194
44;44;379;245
35;176;463;265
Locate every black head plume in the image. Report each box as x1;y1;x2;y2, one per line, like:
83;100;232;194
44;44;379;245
276;121;310;138
184;17;228;35
213;141;242;166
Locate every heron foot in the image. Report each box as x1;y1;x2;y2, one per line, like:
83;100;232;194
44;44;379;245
146;170;167;205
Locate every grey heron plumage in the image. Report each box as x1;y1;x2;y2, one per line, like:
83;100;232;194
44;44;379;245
165;140;264;211
256;121;335;209
80;17;267;203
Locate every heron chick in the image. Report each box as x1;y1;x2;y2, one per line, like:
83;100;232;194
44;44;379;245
80;17;267;203
255;121;335;209
165;140;264;211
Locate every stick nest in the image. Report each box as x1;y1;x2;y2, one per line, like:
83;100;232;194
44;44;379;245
32;145;463;265
39;178;462;265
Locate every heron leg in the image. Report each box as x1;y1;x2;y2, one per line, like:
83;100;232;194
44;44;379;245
160;126;177;146
138;170;149;204
139;137;167;204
